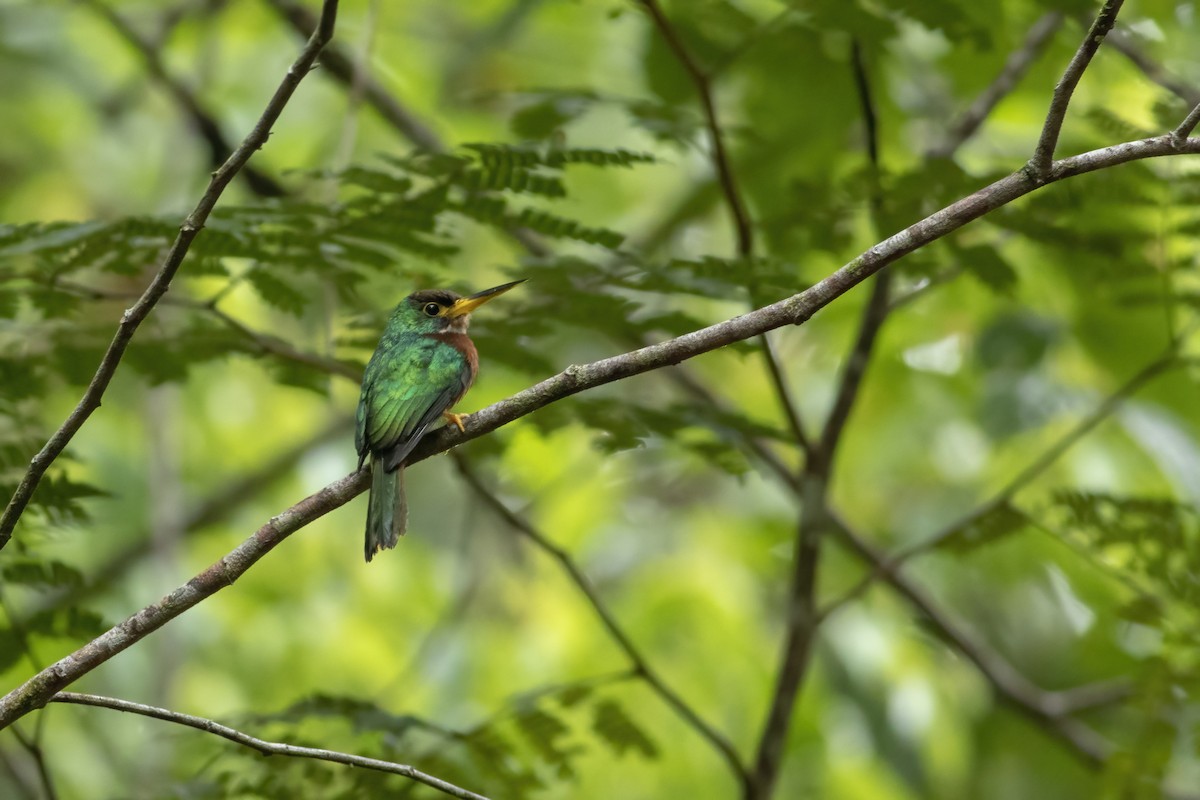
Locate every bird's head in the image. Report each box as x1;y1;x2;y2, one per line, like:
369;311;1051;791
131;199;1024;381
395;279;525;334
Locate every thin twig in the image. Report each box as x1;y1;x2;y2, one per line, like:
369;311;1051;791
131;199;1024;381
50;692;489;800
452;454;752;793
635;0;751;254
747;479;825;800
1172;102;1200;144
931;12;1065;159
3;134;1200;731
263;0;443;151
0;0;341;552
82;0;286;197
634;0;811;455
1029;0;1124;178
20;415;354;622
747;41;889;799
1108;27;1200;106
0;742;39;800
8;727;57;800
49;279;364;382
825;513;1113;766
827;353;1180;613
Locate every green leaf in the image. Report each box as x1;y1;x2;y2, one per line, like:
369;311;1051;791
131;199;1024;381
590;699;658;759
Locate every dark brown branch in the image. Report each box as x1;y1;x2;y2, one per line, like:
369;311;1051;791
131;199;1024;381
51;279;364;382
931;12;1065;159
452;455;752;792
1108;27;1200;106
747;479;825;800
634;0;809;455
20;416;354;622
8;727;57;800
1029;0;1124;178
0;0;340;552
3;134;1200;730
635;0;751;255
748;42;886;798
50;692;489;800
1173;102;1200;144
263;0;443;152
826;514;1114;766
829;353;1179;612
83;0;286;197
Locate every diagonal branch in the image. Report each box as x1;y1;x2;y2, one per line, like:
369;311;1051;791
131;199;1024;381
827;353;1180;613
1108;27;1200;106
50;692;489;800
825;513;1114;767
83;0;286;197
931;12;1065;159
452;454;752;792
634;0;751;254
1029;0;1124;178
263;0;443;152
634;0;810;455
2;133;1200;731
748;40;888;799
0;0;341;552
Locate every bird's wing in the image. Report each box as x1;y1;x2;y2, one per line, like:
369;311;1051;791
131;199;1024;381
361;346;471;472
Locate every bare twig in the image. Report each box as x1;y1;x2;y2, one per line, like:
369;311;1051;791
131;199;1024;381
748;42;889;799
3;134;1200;730
747;479;825;800
634;0;810;455
0;0;340;552
50;692;489;800
1108;27;1200;106
825;513;1114;766
83;0;286;197
8;727;57;800
263;0;443;151
931;12;1065;159
50;278;364;382
1172;102;1200;145
1029;0;1124;178
635;0;751;254
452;455;752;792
827;353;1180;613
0;742;39;800
20;415;354;622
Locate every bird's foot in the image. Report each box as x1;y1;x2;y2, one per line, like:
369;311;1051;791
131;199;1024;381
443;411;467;433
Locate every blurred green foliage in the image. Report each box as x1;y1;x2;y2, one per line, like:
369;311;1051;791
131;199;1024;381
2;0;1200;798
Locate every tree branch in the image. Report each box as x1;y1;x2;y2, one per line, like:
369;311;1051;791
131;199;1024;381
0;0;340;552
452;454;752;792
263;0;443;152
1108;27;1200;106
49;692;490;800
747;479;825;800
83;0;286;197
827;353;1180;613
748;41;888;798
634;0;811;455
1029;0;1124;179
2;133;1199;731
825;513;1114;767
931;12;1065;159
635;0;751;254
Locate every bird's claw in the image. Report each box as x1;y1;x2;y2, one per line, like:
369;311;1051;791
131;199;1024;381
443;411;467;433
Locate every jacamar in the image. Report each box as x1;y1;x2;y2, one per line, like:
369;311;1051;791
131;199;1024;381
356;280;524;562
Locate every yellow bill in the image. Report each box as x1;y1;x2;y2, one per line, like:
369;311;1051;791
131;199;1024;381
445;279;526;317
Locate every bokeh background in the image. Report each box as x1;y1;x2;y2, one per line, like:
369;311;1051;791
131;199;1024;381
2;0;1200;798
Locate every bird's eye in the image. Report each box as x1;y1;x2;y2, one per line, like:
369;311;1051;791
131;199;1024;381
423;303;441;317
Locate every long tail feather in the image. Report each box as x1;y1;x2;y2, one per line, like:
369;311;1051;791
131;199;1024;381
365;458;407;562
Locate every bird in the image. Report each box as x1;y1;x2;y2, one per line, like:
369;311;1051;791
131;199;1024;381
355;279;524;562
